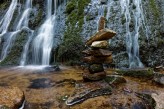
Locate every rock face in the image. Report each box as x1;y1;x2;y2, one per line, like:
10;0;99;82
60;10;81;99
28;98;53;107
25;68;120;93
0;86;25;109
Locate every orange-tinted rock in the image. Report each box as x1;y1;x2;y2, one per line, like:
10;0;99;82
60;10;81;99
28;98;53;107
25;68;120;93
98;17;106;31
91;40;109;48
0;86;25;109
83;55;113;64
86;28;116;45
83;71;106;81
82;49;112;57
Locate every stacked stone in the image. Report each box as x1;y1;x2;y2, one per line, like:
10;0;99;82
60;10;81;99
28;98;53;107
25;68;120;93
82;17;116;81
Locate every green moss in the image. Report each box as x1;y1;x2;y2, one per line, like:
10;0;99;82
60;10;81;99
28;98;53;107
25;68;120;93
66;2;76;14
0;31;28;66
149;0;160;21
0;2;10;10
57;0;91;65
116;68;154;78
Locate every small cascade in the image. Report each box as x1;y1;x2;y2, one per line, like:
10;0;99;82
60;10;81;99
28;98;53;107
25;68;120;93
120;0;149;68
0;0;33;63
32;0;58;65
0;0;18;42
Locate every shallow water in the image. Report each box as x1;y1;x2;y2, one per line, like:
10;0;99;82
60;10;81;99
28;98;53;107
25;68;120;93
0;66;163;109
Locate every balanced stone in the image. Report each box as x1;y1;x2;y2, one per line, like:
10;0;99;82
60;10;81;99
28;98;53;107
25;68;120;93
83;71;106;81
89;64;104;73
82;49;112;57
98;16;106;31
91;40;109;48
83;55;113;64
86;28;116;45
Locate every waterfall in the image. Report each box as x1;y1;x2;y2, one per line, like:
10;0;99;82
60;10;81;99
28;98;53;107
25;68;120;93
120;0;149;68
32;0;57;65
0;0;18;42
0;0;33;63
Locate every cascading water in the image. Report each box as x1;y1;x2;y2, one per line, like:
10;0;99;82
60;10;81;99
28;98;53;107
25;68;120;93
0;0;33;63
120;0;149;68
0;0;18;36
32;0;57;65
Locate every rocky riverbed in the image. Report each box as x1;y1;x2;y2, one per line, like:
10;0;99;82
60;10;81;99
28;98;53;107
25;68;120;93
0;66;163;109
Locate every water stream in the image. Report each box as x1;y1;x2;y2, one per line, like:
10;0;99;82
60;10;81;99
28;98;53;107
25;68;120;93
120;0;149;68
0;0;33;63
32;0;58;65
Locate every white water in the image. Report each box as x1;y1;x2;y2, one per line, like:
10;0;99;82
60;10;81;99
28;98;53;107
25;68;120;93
0;0;17;35
120;0;149;68
0;0;33;63
32;0;58;65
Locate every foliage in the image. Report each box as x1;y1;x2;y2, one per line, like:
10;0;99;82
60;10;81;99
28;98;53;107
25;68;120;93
57;0;91;65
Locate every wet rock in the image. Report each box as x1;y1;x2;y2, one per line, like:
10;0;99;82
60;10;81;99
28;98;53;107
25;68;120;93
98;16;106;31
135;92;156;109
86;28;116;45
44;65;60;72
91;40;109;48
88;64;104;73
66;81;112;105
104;75;126;85
116;68;154;78
153;72;164;85
151;92;164;109
82;49;112;57
28;78;53;89
83;55;113;64
154;66;164;72
0;86;25;109
83;71;106;81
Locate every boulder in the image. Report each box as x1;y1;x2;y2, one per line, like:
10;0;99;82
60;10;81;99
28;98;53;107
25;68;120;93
88;64;104;73
86;28;116;45
98;16;106;31
91;40;109;48
153;72;164;85
0;86;25;109
83;71;106;81
115;68;154;78
83;55;113;64
82;49;112;57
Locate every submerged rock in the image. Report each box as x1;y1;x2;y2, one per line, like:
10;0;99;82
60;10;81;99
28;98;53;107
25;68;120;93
0;86;25;109
116;68;154;78
86;28;116;45
66;81;112;106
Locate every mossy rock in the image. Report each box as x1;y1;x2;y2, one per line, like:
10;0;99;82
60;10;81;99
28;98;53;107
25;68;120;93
104;75;126;85
115;68;154;78
0;30;29;66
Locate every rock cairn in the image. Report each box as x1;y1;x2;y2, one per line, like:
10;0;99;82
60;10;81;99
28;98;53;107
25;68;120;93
82;17;116;81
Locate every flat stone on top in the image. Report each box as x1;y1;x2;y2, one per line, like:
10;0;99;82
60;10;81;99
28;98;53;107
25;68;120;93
86;28;116;45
